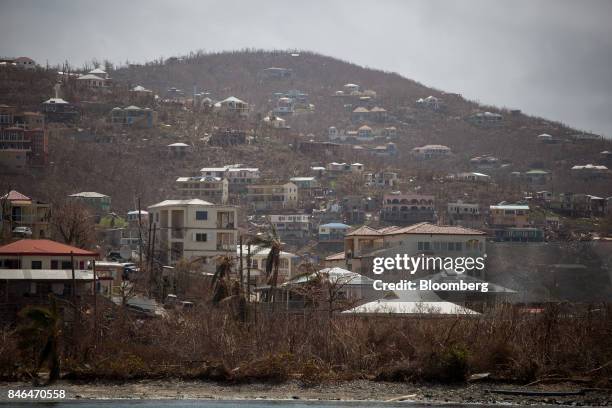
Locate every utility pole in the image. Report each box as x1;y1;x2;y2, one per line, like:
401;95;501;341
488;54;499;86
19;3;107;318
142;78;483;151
239;235;243;291
137;197;143;266
92;259;97;345
246;245;251;303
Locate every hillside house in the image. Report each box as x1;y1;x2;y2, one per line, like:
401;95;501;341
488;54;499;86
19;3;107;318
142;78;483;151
77;74;106;88
111;106;157;128
416;95;443;110
167;142;190;158
200;165;260;192
68;192;111;221
467;111;503;125
343;83;360;94
447;200;483;229
364;171;399;188
262;115;288;129
380;193;436;225
412;144;451;159
272;97;294;116
289;177;321;200
269;214;311;241
340;196;375;225
524;169;551;185
0;112;48;170
326;162;364;174
571;164;609;179
0;190;51;239
470;155;500;169
41;98;79;122
208;128;247;146
489;204;530;228
351;107;370;122
239;244;298;287
246;182;298;212
357;125;374;141
452;172;491;183
13;56;36;69
550;193;606;217
175;176;229;204
214;96;249;117
260;67;293;79
148;199;238;266
319;223;351;242
537;133;559;144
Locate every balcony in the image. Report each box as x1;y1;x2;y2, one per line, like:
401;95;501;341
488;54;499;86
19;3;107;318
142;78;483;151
171;228;184;239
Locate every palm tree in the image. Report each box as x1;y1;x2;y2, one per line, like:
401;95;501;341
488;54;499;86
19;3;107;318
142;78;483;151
249;224;282;302
17;296;62;384
211;254;234;305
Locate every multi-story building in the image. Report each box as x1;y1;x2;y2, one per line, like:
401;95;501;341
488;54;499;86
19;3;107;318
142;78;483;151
0;239;102;308
0;190;50;239
41;98;79;122
175;176;229;204
200;165;260;192
0;107;48;172
148;199;238;266
213;96;249;117
365;171;398;188
246;182;298;212
289;177;321;201
380;193;436;225
269;214;311;241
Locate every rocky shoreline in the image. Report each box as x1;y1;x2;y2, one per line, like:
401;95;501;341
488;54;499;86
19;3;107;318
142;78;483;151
0;380;611;406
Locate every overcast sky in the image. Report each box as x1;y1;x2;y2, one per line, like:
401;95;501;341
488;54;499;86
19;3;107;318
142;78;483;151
1;0;611;137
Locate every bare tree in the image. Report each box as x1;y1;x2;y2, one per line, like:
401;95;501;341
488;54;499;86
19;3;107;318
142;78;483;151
50;202;96;249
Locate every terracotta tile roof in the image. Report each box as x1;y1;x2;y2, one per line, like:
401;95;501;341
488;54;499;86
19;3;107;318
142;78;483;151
385;222;486;236
325;251;346;261
2;190;31;201
345;225;383;237
0;239;98;257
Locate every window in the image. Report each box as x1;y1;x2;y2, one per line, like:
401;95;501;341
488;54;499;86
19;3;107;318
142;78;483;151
195;233;207;242
455;242;463;251
31;260;42;269
51;260;59;269
195;211;208;220
61;260;72;269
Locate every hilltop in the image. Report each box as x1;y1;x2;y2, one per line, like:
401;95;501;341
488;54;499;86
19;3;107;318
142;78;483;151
1;50;611;213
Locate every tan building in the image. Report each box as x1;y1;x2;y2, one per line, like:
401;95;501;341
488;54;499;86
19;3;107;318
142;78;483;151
1;190;50;239
489;204;530;228
148;199;238;266
246;182;298;212
175;176;229;204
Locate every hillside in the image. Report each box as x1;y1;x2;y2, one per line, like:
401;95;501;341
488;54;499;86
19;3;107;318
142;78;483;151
1;50;611;214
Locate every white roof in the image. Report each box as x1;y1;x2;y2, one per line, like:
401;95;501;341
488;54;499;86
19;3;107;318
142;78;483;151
127;210;148;215
148;199;215;208
0;269;94;281
290;177;315;181
43;98;69;104
78;74;104;80
167;142;189;147
69;192;109;198
132;85;151;92
236;245;295;258
490;204;529;210
218;96;246;104
89;68;107;75
344;299;479;315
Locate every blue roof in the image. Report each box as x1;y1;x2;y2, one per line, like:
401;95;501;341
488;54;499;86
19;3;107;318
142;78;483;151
320;222;351;229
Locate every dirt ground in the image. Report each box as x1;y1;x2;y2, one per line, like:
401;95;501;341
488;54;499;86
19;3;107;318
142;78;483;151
0;379;611;406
